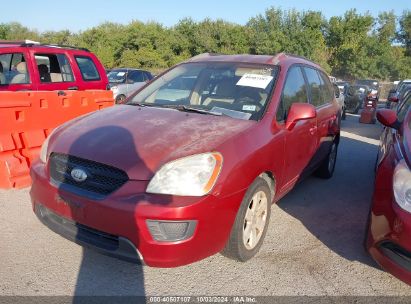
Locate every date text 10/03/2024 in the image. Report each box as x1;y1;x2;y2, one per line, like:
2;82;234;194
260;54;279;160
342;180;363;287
148;296;257;303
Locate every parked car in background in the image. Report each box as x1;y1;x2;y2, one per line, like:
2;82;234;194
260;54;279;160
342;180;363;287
329;75;337;83
31;53;340;267
107;68;153;103
386;79;411;109
333;83;346;119
0;40;108;91
366;87;411;286
336;81;350;95
354;79;380;102
345;85;370;114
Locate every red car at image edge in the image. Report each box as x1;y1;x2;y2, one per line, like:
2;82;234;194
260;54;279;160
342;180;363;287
30;53;341;267
366;89;411;285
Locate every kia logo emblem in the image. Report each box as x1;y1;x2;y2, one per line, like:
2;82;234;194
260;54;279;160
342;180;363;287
71;168;88;183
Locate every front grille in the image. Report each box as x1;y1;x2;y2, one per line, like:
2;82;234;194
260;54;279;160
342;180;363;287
49;153;128;198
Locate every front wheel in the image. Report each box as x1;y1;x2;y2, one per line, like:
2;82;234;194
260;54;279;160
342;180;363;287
222;177;272;262
315;141;338;179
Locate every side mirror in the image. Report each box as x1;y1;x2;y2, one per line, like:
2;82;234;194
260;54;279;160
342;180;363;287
285;103;317;131
388;95;399;102
376;109;400;130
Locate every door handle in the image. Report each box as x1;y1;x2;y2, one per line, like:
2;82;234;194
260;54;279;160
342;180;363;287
309;126;317;134
68;86;78;90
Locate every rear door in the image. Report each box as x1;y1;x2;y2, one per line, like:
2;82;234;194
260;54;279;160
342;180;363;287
303;67;338;168
32;50;77;91
277;65;318;190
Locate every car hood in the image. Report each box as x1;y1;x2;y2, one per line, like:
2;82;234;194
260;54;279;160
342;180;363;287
50;105;254;180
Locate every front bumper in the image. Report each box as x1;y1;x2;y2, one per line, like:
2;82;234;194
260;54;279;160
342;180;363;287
30;161;245;267
35;203;143;263
367;188;411;285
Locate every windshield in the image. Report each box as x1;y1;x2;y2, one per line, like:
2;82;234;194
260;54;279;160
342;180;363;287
128;62;278;121
349;85;369;95
107;70;127;83
355;80;378;90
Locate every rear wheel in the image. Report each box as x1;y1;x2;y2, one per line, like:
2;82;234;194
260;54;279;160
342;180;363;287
222;177;271;262
315;141;338;179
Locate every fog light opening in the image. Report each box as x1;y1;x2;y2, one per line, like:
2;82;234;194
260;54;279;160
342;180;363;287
146;220;197;242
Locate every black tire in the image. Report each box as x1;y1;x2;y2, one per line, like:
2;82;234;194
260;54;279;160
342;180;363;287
342;107;346;120
353;103;361;114
363;206;372;251
315;141;338;179
115;94;126;104
222;177;272;262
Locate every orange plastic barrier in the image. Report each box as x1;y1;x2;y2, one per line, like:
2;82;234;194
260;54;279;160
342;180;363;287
0;90;114;189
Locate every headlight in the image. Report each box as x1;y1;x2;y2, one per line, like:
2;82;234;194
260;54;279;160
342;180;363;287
146;152;223;196
39;128;59;163
39;136;50;163
393;160;411;213
111;86;118;92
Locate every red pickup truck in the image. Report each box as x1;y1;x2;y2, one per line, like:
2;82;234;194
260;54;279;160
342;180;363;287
0;40;108;91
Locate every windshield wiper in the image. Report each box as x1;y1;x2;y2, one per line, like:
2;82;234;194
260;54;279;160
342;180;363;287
129;102;163;108
164;105;223;116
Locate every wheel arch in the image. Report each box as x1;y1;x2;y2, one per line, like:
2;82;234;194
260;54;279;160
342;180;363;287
258;171;276;202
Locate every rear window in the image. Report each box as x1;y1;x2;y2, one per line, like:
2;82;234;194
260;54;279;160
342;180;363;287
318;71;334;103
0;53;30;85
75;56;100;81
303;67;322;107
35;53;74;83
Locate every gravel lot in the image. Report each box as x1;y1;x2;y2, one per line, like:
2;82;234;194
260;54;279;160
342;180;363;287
1;113;411;297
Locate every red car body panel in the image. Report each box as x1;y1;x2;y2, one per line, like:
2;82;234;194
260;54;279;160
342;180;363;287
367;104;411;285
0;43;108;91
30;54;340;267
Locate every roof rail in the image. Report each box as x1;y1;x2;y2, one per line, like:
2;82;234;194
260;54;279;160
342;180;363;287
0;40;89;52
38;44;90;52
0;39;40;45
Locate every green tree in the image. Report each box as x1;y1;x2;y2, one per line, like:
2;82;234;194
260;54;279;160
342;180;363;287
398;10;411;55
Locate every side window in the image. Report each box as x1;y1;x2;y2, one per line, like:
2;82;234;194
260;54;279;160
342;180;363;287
35;53;74;83
276;66;308;121
319;71;334;104
127;71;145;83
303;67;322;107
0;53;30;85
398;93;411;123
144;71;153;80
75;56;100;81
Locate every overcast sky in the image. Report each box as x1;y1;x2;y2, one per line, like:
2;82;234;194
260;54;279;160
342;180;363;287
2;0;410;32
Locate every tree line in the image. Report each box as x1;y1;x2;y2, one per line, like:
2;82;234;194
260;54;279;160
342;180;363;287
1;7;410;81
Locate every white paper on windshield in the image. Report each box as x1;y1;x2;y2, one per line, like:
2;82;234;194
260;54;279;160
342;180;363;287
117;72;126;76
242;105;257;111
236;74;273;89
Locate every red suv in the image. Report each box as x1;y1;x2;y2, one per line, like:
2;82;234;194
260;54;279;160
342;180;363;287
30;53;341;267
366;88;411;285
0;40;108;91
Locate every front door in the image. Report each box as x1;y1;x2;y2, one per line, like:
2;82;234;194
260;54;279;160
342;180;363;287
277;65;318;191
